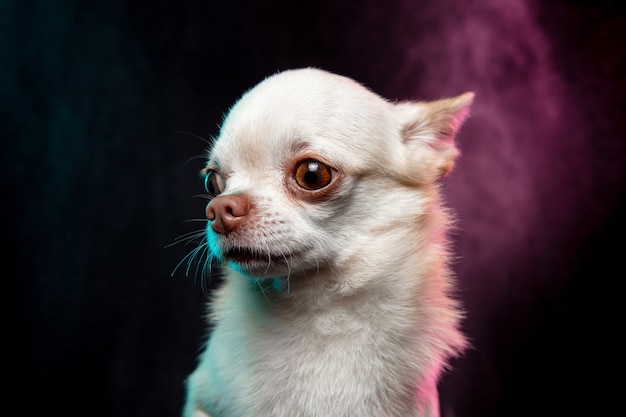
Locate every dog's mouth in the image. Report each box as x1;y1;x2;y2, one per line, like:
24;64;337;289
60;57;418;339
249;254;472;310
224;247;268;263
223;247;295;267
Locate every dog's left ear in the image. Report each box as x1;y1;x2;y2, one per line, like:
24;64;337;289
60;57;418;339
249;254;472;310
395;92;474;182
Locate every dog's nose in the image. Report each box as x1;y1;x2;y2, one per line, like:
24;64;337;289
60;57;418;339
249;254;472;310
206;194;251;235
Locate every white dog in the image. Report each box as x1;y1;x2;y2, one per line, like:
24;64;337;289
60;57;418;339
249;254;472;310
182;68;473;417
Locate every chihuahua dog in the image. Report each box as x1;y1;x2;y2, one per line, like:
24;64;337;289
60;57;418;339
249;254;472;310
182;68;473;417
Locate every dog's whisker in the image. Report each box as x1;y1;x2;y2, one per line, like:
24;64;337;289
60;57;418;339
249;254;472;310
171;237;208;278
255;278;272;304
174;130;215;146
165;229;206;249
283;252;292;295
185;244;207;278
180;233;208;248
263;242;273;276
194;244;210;287
191;194;213;201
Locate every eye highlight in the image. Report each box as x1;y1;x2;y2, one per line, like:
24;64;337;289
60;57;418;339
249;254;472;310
204;170;225;197
294;159;333;190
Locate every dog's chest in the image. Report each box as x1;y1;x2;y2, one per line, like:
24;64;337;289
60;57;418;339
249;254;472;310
204;280;419;416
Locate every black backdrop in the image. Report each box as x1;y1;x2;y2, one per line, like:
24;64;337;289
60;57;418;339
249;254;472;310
3;1;625;416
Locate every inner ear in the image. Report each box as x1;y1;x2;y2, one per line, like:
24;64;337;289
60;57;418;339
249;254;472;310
397;92;474;179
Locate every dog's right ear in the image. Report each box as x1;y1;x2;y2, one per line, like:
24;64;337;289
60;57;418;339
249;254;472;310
393;92;474;184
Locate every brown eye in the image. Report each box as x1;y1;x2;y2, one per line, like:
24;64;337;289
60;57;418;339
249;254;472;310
294;159;333;190
204;170;225;197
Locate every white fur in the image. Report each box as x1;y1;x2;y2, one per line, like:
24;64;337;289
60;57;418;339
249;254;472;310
182;68;473;417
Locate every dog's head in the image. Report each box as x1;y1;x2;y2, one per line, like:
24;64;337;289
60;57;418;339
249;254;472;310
202;68;473;283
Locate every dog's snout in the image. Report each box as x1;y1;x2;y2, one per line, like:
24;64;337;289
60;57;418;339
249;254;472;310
206;194;251;235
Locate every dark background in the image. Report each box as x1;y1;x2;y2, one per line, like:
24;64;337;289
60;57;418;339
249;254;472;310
3;0;624;416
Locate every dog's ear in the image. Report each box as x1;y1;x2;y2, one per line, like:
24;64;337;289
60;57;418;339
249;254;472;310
394;92;474;182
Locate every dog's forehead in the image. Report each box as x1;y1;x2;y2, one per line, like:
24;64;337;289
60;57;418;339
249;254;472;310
211;69;397;172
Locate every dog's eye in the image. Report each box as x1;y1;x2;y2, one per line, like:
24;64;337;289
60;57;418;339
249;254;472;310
204;170;225;197
294;159;333;190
